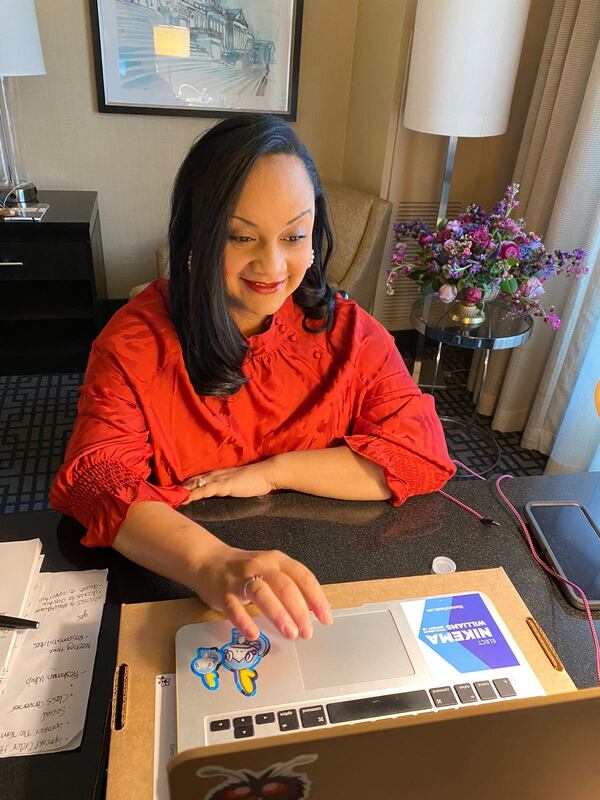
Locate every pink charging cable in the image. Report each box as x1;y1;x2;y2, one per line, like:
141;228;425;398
438;460;600;686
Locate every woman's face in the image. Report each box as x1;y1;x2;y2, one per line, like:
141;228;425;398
224;154;315;336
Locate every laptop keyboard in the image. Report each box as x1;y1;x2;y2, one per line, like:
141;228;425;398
206;677;516;743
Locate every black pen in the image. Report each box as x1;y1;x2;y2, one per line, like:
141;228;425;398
0;615;39;630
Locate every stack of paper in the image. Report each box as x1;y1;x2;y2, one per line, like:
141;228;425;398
0;538;108;757
0;538;44;684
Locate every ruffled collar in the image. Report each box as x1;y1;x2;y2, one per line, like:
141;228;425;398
246;294;298;357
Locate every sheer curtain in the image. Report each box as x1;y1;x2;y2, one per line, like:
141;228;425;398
467;0;600;473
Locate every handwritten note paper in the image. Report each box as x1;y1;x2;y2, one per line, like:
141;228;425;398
0;569;108;758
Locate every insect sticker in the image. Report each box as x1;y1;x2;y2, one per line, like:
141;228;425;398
190;629;271;697
196;754;318;800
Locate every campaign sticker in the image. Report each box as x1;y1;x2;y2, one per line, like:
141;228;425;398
418;593;520;672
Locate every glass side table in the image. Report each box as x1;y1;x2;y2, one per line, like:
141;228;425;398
410;295;533;474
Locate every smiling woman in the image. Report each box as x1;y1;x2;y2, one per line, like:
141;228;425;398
50;114;455;643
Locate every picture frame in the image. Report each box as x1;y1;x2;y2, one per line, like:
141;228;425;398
89;1;303;120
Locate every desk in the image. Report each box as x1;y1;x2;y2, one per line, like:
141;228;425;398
1;472;599;799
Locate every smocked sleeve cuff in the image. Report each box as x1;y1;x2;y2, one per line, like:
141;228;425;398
344;418;456;506
52;460;189;548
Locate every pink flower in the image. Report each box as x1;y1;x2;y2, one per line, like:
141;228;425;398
521;276;545;299
443;239;456;252
462;286;483;304
499;241;520;260
418;233;435;246
438;284;458;303
471;228;491;248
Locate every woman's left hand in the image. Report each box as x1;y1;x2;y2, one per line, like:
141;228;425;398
182;459;277;503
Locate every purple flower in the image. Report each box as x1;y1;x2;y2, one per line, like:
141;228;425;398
446;220;463;235
438;284;458;303
418;232;435;246
462;286;483;304
443;239;456;252
393;241;407;260
471;228;491;248
521;276;545;299
499;241;520;260
545;312;561;330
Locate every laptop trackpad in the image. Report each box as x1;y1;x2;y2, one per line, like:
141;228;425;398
295;610;415;690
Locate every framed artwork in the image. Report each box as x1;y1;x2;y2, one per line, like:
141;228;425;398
89;0;303;120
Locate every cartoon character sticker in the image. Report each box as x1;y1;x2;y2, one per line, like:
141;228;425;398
190;629;271;697
191;647;223;691
196;754;318;800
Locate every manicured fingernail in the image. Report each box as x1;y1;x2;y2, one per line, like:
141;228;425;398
283;623;298;639
301;624;313;639
322;609;333;625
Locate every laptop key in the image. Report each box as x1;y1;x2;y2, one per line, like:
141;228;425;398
493;678;517;698
209;718;231;732
474;681;497;701
430;686;457;707
278;709;300;731
233;716;253;728
327;690;431;724
454;683;477;704
300;705;327;728
234;725;254;739
255;712;276;725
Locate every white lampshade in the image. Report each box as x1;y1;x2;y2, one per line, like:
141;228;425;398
404;0;530;138
0;0;46;77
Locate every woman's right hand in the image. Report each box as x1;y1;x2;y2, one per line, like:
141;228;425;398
195;541;333;642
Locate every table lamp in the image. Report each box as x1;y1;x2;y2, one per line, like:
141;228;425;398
0;0;46;206
403;0;530;225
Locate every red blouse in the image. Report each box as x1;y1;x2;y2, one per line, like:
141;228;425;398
50;279;456;547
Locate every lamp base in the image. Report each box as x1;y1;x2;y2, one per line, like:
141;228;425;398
2;181;39;205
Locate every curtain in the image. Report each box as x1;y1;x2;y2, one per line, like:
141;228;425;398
467;0;600;473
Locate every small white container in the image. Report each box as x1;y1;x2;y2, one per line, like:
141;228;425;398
431;556;457;574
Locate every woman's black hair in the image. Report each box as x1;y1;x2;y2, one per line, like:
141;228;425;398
168;113;336;397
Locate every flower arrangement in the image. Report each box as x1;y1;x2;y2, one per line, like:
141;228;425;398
387;184;587;329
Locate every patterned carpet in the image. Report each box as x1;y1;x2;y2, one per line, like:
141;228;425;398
0;352;546;514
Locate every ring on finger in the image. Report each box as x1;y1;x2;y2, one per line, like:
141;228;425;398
194;475;206;489
243;573;263;600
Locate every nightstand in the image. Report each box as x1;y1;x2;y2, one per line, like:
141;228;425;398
0;190;107;374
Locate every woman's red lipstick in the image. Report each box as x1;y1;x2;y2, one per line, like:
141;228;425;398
241;278;286;294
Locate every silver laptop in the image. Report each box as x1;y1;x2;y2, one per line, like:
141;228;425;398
175;592;544;751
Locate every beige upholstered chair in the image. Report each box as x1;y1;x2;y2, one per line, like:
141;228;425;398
130;182;392;312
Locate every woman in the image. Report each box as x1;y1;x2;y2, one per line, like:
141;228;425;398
50;114;455;643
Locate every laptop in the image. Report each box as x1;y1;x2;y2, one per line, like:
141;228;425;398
174;591;544;751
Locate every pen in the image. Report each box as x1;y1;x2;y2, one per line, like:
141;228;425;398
0;615;39;630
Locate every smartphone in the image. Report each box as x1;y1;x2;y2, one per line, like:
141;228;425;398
524;501;600;610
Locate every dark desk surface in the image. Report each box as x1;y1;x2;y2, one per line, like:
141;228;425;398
1;472;599;799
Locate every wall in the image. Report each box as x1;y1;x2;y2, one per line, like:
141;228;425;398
15;0;551;300
343;0;553;207
16;0;358;297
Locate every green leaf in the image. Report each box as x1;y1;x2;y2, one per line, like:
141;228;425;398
500;278;518;295
437;218;447;231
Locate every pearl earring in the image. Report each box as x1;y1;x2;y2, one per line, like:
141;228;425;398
309;249;315;268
